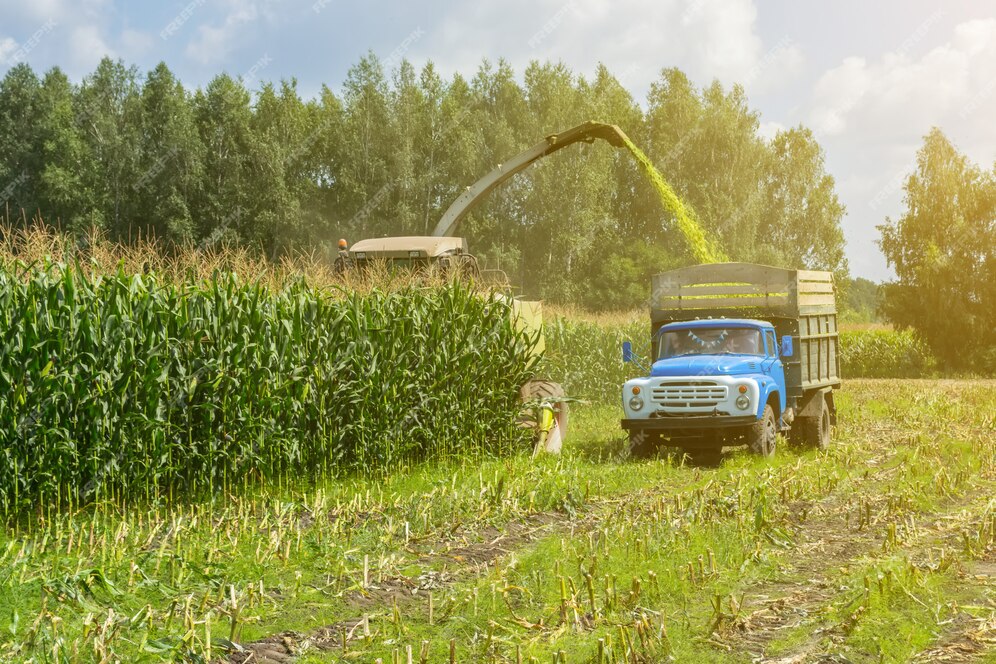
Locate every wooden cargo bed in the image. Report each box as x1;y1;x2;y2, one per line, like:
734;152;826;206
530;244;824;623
650;263;841;398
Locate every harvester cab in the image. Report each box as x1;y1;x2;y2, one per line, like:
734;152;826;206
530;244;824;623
335;235;478;276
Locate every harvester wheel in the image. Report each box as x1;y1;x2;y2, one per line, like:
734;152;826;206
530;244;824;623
332;255;352;275
520;380;569;455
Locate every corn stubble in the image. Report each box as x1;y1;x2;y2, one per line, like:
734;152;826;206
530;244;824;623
0;245;536;515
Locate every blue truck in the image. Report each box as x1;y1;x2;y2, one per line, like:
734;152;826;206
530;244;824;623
621;263;841;462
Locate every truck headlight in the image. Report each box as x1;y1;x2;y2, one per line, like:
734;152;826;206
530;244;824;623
629;395;645;411
736;394;751;410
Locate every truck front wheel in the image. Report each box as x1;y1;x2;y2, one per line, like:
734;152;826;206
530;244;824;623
629;431;659;458
748;405;777;457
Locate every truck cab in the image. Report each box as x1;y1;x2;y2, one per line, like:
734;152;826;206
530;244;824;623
621;263;841;462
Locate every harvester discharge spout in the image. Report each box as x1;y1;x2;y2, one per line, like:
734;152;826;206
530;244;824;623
431;121;631;238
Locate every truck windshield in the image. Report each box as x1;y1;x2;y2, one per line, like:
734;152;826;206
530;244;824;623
658;327;763;359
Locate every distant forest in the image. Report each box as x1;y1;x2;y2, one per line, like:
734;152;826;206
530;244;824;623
0;55;848;309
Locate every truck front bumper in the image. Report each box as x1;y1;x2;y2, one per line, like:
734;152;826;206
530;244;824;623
621;415;756;430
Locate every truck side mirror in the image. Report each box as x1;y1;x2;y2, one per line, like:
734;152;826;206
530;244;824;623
622;341;633;363
780;335;794;358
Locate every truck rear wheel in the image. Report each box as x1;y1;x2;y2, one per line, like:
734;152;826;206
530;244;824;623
802;397;832;450
748;405;777;457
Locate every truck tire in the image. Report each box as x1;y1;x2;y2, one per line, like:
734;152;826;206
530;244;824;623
519;379;569;453
748;405;777;457
802;397;832;450
629;431;658;458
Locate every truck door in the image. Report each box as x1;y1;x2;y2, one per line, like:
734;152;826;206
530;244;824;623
764;329;787;416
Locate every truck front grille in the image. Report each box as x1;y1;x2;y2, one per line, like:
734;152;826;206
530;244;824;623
651;382;727;409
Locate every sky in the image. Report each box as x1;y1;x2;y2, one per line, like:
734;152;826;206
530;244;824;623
1;0;994;280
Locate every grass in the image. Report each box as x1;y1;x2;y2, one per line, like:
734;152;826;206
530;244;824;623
1;379;993;662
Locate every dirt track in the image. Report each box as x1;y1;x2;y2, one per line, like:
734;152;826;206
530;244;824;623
228;380;996;663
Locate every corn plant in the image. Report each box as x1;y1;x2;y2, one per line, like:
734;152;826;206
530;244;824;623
0;262;536;515
538;316;644;404
838;328;936;377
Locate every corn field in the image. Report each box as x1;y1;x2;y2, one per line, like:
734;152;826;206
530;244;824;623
0;261;536;515
838;328;936;378
539;315;645;404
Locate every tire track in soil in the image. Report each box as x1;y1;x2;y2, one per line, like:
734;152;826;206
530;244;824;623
726;496;882;663
726;492;995;664
224;461;725;663
224;417;991;663
226;507;600;663
227;491;988;664
224;473;879;664
907;551;996;663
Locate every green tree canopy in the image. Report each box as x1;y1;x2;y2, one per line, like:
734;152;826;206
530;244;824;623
0;56;851;310
878;128;996;370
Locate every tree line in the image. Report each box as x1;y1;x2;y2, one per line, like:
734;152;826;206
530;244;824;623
879;128;996;372
0;55;847;308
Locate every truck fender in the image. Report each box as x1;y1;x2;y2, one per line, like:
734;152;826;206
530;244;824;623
798;388;833;420
756;382;781;421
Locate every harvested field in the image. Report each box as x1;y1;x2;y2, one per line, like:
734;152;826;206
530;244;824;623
1;380;993;662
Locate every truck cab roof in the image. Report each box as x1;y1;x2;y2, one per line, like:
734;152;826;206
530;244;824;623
658;319;773;334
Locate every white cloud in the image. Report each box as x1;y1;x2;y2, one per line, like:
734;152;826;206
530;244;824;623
758;120;784;140
804;17;996;279
0;0;118;76
69;24;113;71
8;0;69;23
428;0;803;96
808;18;996;138
0;37;16;65
743;36;804;94
120;29;154;59
184;0;262;64
809;56;870;135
